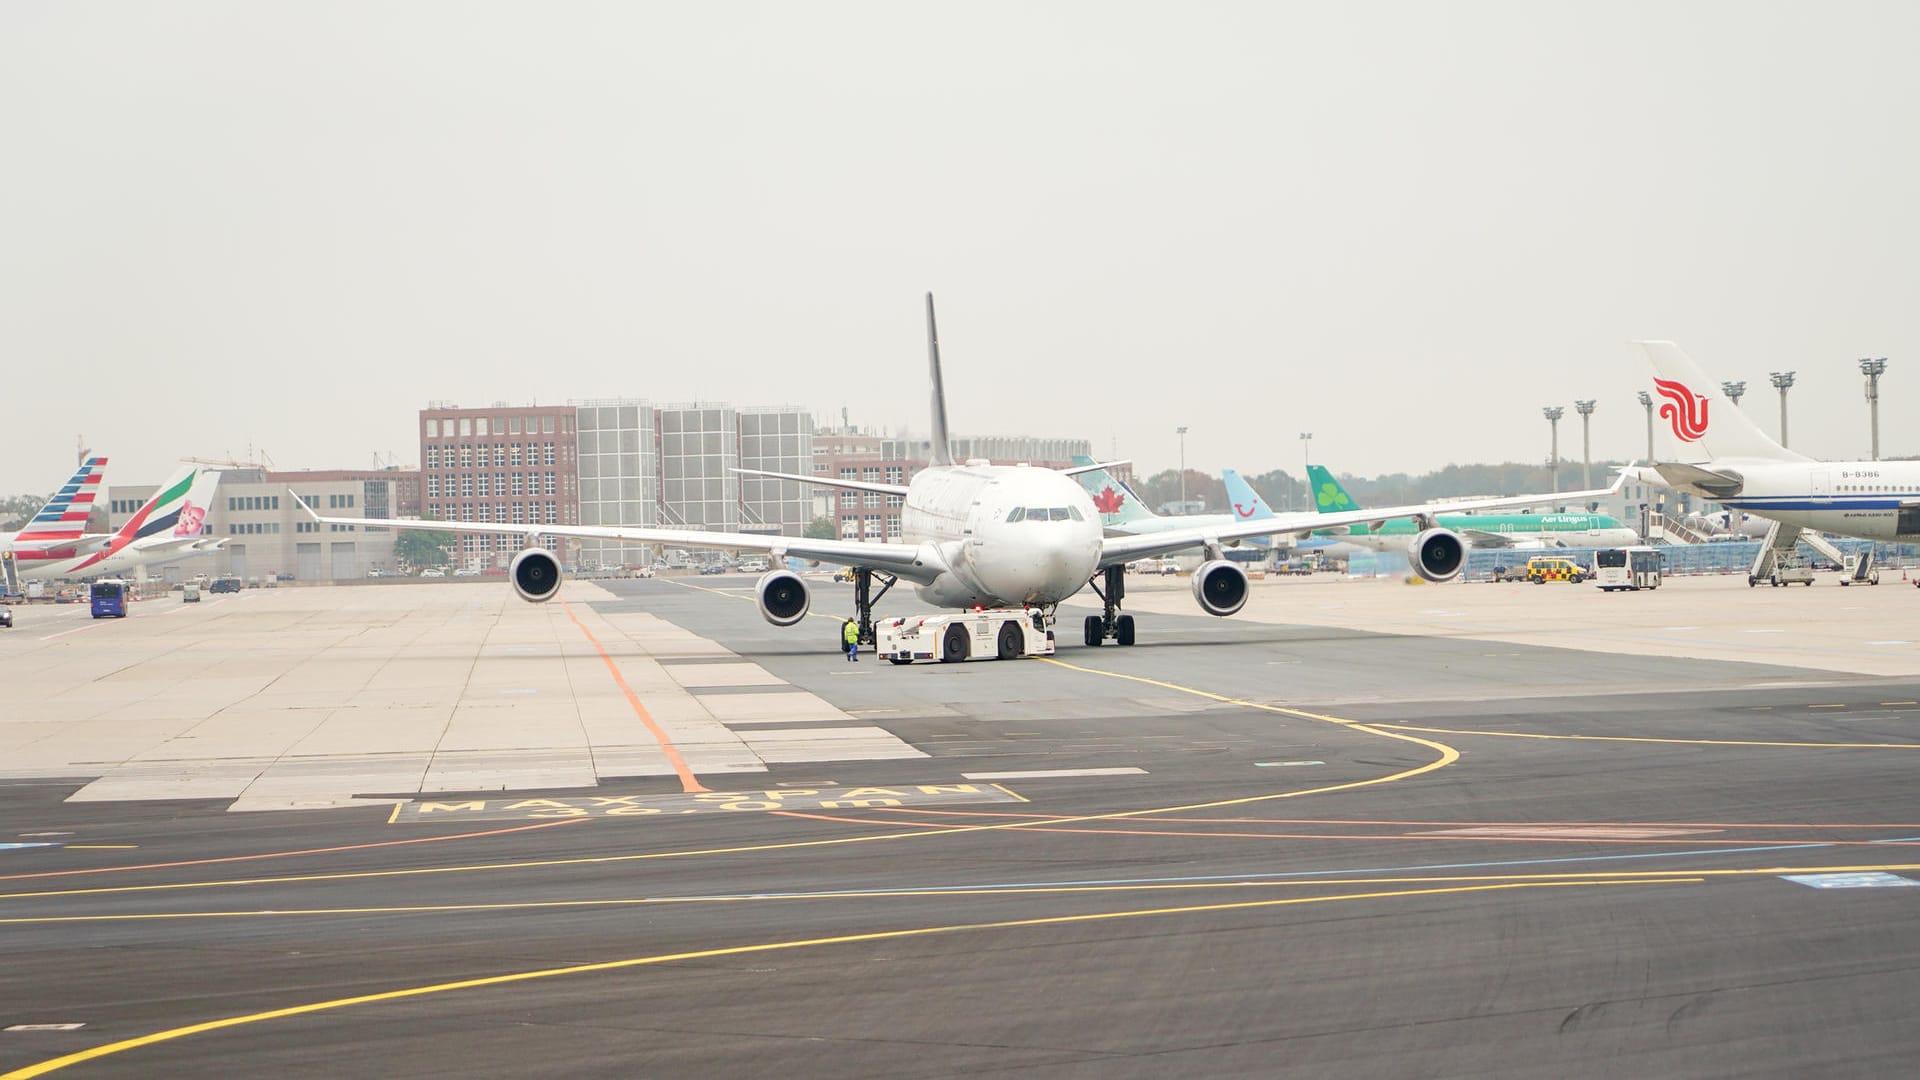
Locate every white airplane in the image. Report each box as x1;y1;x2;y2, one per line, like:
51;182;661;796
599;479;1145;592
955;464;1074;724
1633;341;1920;546
17;465;223;581
305;295;1620;649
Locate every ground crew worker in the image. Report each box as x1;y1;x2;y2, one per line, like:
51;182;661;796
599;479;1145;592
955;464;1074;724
842;617;860;661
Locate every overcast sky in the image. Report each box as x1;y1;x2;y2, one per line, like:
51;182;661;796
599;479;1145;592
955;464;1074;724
4;2;1916;496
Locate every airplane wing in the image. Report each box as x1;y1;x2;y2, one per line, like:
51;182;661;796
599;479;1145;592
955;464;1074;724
296;498;948;585
1098;475;1627;565
730;467;908;497
1455;529;1518;548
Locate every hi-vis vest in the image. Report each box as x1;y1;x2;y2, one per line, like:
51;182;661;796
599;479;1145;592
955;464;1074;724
843;621;860;644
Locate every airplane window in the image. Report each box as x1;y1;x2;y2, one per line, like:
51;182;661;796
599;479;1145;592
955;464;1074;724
1068;506;1085;521
1049;508;1070;521
1026;508;1049;521
1006;507;1024;523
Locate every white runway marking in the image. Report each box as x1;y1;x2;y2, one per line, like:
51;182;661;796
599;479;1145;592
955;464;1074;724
961;767;1147;780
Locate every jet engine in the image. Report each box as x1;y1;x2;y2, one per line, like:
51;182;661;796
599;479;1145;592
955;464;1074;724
509;547;563;603
1191;559;1249;617
755;569;811;626
1409;527;1466;583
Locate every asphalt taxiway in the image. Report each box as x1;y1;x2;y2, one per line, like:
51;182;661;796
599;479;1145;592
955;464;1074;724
5;574;1920;1078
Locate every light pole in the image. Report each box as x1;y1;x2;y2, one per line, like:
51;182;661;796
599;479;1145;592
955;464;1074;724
1636;390;1654;460
1299;432;1312;510
1769;371;1795;448
1860;358;1888;460
1721;380;1746;410
1542;406;1564;494
1574;399;1596;490
1176;426;1189;514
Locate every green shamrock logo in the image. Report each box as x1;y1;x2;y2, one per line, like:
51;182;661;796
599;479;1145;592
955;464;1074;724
1316;482;1351;509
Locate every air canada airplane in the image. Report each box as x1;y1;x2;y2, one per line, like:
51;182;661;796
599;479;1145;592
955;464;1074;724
1633;341;1920;546
305;296;1621;649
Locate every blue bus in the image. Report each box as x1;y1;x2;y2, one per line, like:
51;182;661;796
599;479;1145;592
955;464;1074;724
89;579;128;618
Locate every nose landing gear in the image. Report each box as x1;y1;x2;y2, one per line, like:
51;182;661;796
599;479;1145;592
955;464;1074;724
1083;564;1135;646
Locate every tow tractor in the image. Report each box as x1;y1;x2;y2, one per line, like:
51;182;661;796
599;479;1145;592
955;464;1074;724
875;606;1055;664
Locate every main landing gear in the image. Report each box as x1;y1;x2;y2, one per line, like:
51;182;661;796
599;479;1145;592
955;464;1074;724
1083;564;1136;647
847;567;896;647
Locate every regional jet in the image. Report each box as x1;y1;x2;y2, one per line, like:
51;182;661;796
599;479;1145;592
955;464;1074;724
304;295;1620;649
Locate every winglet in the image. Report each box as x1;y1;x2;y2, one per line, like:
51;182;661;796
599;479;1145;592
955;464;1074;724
291;489;320;521
926;293;955;468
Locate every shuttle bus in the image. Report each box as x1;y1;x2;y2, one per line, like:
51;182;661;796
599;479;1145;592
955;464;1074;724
1593;547;1662;592
89;578;129;618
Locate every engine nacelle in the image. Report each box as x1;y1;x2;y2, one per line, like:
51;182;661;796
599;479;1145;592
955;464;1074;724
509;547;563;603
755;569;811;626
1409;527;1466;582
1190;559;1249;617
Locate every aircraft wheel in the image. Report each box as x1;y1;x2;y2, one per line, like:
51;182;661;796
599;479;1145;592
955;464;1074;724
1084;615;1103;647
1748;576;1758;587
997;622;1022;660
1115;614;1136;646
942;625;969;662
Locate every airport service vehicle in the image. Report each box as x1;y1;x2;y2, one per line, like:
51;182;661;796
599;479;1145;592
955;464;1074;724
209;576;243;593
181;583;202;602
89;578;128;618
304;295;1618;654
1758;554;1814;587
1839;552;1880;586
0;604;12;629
1593;546;1662;591
876;607;1054;664
1526;556;1586;584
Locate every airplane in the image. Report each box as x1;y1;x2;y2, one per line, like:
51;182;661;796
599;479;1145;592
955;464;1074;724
1632;339;1920;557
2;457;112;583
1288;465;1640;550
303;294;1622;650
1070;456;1277;543
15;465;223;581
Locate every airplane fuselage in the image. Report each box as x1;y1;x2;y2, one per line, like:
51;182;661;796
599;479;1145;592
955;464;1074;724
900;463;1103;608
1675;459;1920;541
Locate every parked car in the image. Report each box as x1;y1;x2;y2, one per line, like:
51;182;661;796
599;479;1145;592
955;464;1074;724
420;568;446;578
634;566;655;578
453;568;480;577
209;576;243;594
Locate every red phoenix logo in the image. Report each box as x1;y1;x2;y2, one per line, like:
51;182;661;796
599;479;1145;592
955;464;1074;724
1092;486;1127;515
1653;377;1710;443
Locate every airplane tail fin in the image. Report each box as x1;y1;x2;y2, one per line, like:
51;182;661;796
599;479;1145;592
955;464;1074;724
1305;464;1364;513
14;456;108;544
1635;341;1806;464
1220;469;1277;521
1070;454;1159;526
925;293;955;467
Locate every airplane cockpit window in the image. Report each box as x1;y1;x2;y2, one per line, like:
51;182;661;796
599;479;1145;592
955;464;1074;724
1025;508;1049;521
1067;507;1085;521
1048;508;1070;521
1006;507;1024;522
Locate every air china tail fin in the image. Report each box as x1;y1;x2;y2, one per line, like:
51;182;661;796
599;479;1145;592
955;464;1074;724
1220;469;1276;521
1070;455;1158;526
925;293;955;468
1634;341;1806;464
14;456;108;544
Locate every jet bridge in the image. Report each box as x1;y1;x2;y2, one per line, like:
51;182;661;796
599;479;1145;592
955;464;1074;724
1747;521;1878;585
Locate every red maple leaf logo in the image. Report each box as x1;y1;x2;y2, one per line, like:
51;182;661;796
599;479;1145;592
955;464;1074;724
1092;486;1126;514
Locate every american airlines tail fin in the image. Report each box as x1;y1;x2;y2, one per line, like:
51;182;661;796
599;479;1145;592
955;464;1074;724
1220;469;1276;521
1635;341;1806;464
925;293;955;467
14;456;108;544
1070;455;1159;526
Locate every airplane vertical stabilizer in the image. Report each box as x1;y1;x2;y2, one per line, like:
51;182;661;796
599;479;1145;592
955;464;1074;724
14;457;108;544
925;293;955;467
1635;341;1806;464
1070;455;1158;526
1221;469;1277;522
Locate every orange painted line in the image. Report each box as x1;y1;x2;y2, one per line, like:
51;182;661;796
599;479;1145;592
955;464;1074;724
0;819;589;883
562;600;708;793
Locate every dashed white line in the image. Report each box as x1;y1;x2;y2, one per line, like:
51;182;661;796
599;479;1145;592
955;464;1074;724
961;767;1147;780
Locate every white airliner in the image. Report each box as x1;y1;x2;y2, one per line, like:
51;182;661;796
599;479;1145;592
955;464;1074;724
16;466;223;581
1633;341;1920;546
306;296;1620;650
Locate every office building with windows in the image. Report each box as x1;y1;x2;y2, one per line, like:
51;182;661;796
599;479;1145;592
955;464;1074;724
418;403;579;567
